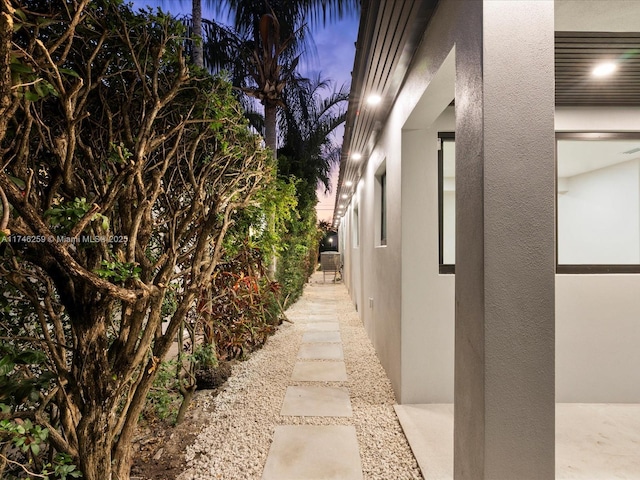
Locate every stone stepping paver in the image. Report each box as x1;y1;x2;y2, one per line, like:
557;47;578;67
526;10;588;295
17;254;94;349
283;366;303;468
302;331;342;343
281;386;352;417
292;361;348;381
298;314;338;323
262;425;363;480
309;311;336;316
305;322;340;331
262;279;363;478
298;343;344;360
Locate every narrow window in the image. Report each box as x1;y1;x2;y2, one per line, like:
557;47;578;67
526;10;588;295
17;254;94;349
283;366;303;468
380;171;387;245
375;161;387;247
353;204;359;247
438;133;455;273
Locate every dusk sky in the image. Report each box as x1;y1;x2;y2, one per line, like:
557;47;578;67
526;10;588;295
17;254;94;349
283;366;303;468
130;1;359;223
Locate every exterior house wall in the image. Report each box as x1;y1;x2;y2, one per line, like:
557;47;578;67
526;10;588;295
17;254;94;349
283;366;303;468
555;108;640;402
350;107;404;395
345;1;558;475
341;0;464;403
401;108;455;404
337;0;639;478
340;11;640;407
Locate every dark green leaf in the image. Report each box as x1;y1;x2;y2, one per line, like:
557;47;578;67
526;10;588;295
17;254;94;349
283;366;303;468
0;357;15;376
10;62;33;74
24;90;40;102
59;68;80;78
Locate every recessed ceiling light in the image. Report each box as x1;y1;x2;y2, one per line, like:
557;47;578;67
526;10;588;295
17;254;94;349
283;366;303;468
339;204;345;208
345;180;353;187
592;62;617;77
351;153;362;161
341;194;348;199
367;94;382;106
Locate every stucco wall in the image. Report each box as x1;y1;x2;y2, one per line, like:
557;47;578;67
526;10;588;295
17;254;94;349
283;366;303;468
339;5;640;409
400;108;455;404
341;143;402;395
340;0;463;403
555;107;640;402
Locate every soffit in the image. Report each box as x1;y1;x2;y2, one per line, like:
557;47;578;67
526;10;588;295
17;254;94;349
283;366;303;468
555;32;640;106
333;0;438;227
334;4;640;227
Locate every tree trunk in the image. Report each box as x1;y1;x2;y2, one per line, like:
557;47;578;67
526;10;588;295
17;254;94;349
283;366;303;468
71;309;119;479
264;101;278;159
176;383;197;424
192;0;203;68
77;410;115;480
0;8;14;140
264;101;278;278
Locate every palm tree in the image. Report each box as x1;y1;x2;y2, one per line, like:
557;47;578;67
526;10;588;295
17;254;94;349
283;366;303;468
192;0;203;66
278;74;348;209
199;1;356;277
200;0;358;157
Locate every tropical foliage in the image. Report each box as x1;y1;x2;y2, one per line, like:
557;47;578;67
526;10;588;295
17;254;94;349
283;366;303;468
0;1;271;478
0;0;356;479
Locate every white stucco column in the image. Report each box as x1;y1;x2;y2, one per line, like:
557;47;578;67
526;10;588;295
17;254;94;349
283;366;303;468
454;1;555;478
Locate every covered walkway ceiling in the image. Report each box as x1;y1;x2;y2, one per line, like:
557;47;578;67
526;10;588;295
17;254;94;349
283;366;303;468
555;32;640;106
333;0;640;227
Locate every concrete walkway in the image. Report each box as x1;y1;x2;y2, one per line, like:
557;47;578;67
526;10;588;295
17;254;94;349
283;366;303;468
262;279;362;479
179;272;421;479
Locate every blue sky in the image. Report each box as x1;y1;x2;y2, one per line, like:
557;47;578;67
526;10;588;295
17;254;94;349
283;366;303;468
129;1;358;222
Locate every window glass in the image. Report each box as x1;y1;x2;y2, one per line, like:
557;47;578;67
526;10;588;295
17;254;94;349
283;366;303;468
437;133;640;273
557;135;640;265
375;162;387;247
380;171;387;245
440;137;455;268
353;205;359;247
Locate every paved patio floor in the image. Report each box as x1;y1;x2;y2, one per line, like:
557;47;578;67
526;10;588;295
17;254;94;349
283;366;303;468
395;402;640;479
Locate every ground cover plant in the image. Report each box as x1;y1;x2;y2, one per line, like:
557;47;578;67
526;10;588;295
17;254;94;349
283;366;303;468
0;1;271;478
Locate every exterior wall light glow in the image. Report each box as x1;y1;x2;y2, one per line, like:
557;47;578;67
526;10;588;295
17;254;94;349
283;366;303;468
592;62;617;77
345;180;353;187
367;94;382;106
339;204;345;208
341;194;348;199
351;153;362;161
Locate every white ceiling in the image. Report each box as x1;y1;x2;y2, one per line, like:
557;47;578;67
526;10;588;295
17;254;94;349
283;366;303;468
555;0;640;32
557;139;640;177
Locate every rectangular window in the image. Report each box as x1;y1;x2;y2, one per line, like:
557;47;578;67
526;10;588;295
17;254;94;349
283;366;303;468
438;133;455;273
375;162;387;246
557;132;640;273
380;171;387;245
437;132;640;275
353;204;359;247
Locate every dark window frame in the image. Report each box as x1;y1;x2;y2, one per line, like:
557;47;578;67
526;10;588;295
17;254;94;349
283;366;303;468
438;132;455;274
374;161;387;247
556;131;640;274
380;170;387;246
438;131;640;274
353;203;359;248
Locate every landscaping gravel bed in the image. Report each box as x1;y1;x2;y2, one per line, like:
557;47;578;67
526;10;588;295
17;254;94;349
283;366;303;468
177;276;423;480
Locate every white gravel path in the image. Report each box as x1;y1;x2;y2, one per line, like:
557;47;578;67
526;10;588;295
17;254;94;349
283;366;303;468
178;273;423;480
